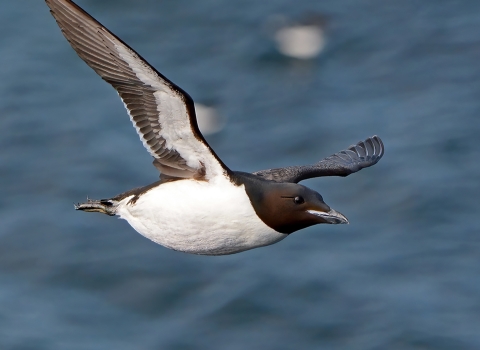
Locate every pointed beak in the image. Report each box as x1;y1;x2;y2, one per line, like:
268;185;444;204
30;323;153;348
307;209;349;224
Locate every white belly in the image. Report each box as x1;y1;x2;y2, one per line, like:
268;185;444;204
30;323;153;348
115;177;287;255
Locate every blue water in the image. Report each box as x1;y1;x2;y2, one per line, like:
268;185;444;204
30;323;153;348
0;0;479;349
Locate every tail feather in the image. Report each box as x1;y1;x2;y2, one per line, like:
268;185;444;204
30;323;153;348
75;198;118;216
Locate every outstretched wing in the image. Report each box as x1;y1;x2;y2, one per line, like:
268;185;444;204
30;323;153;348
254;135;384;183
45;0;229;180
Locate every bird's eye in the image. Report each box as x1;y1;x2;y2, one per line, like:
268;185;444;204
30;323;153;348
294;196;305;204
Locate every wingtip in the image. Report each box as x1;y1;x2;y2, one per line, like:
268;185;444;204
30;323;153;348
354;135;385;159
373;135;385;158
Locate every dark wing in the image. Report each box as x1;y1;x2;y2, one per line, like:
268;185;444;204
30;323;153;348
254;135;384;183
45;0;229;180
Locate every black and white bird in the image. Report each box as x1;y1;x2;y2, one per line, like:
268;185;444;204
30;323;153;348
45;0;384;255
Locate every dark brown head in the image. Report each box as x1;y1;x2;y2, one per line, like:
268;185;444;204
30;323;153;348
235;172;348;234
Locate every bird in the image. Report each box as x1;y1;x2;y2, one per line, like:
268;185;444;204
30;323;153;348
45;0;384;256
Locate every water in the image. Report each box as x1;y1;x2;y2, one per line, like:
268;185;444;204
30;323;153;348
0;0;479;349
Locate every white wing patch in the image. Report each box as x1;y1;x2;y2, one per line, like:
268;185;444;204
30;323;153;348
113;42;226;179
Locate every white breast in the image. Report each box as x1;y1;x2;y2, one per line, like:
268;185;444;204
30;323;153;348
115;177;287;255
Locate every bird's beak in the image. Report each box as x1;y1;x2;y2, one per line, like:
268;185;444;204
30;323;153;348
307;209;349;224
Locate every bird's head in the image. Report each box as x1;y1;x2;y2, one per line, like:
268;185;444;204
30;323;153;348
239;173;348;234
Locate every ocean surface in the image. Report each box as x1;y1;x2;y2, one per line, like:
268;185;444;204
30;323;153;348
0;0;479;349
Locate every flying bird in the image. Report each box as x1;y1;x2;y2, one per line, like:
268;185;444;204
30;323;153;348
45;0;384;255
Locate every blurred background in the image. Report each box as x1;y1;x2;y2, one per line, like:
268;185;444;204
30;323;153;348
0;0;479;349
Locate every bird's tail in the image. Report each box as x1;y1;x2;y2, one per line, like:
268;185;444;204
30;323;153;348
74;198;118;216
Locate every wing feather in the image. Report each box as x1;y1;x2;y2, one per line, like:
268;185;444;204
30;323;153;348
46;0;229;180
254;136;384;183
